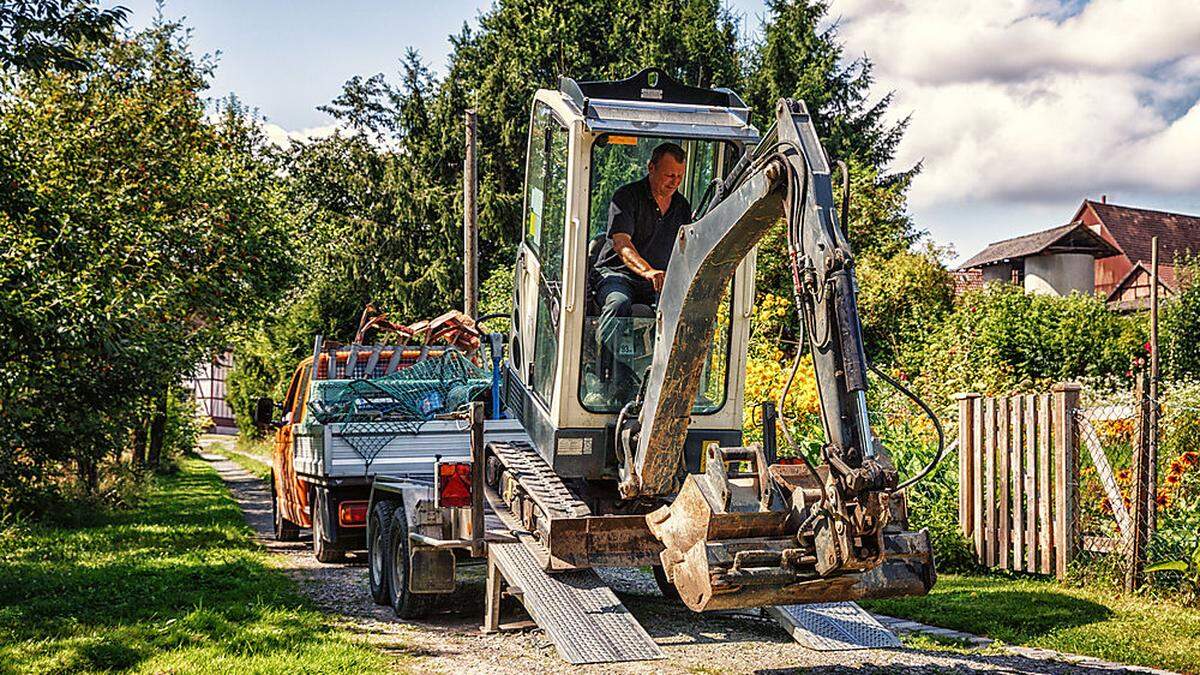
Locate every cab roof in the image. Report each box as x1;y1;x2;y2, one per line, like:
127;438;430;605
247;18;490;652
558;68;760;144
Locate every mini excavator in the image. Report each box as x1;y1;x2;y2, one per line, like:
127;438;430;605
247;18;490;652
283;68;941;664
495;68;936;612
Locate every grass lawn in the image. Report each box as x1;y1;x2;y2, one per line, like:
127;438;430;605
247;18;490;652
862;573;1200;674
0;457;393;674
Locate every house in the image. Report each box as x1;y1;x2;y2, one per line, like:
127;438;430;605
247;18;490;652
957;220;1119;296
958;197;1200;309
189;351;236;435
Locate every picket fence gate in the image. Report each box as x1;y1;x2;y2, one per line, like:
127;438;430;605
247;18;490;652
955;384;1080;580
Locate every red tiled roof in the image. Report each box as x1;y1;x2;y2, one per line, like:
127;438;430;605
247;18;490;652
953;268;984;294
1083;200;1200;267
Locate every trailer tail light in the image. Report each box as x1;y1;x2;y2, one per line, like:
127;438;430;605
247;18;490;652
437;461;473;508
338;500;368;527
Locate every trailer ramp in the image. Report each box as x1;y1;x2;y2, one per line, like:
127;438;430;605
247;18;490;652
767;602;900;651
486;541;663;665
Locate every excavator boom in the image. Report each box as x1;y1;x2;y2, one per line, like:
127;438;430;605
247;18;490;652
619;99;936;611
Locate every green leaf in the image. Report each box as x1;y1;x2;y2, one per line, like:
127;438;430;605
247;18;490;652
1145;560;1189;574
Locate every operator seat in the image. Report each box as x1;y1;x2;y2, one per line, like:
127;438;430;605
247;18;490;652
586;233;655;317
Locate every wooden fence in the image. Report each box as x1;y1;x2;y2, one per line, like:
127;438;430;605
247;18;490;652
956;384;1080;579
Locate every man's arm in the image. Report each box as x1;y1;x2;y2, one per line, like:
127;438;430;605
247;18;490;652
608;186;665;292
611;233;665;292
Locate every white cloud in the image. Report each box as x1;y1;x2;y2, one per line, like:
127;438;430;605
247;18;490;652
833;0;1200;210
260;122;342;147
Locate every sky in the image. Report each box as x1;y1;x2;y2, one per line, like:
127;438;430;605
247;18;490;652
115;0;1200;264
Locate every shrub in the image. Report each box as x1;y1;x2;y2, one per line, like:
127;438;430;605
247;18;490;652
1163;261;1200;379
0;21;292;514
914;284;1144;403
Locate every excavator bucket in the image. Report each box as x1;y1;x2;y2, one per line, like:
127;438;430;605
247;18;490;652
647;446;935;612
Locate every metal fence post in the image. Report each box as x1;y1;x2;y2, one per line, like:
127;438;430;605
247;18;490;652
1127;372;1152;592
1052;382;1081;580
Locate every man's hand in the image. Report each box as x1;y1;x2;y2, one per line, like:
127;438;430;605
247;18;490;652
644;269;665;292
612;233;664;290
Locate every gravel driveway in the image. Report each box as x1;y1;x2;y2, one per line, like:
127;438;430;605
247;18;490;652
199;450;1169;674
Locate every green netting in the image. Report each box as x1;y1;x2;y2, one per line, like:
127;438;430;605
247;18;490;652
306;350;491;427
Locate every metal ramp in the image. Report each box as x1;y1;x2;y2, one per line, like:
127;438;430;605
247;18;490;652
485;541;663;665
767;602;901;651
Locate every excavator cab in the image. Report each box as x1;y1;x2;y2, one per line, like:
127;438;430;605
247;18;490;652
579;134;737;413
508;69;759;481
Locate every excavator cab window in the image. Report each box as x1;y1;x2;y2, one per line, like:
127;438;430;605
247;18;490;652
580;134;736;414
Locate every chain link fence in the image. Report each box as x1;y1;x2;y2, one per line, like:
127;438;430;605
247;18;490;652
1145;383;1200;602
1074;382;1200;602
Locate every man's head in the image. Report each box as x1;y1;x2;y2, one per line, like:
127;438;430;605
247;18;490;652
647;142;686;199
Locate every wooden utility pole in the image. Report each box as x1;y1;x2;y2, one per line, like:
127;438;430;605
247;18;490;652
463;109;479;320
1148;236;1160;533
1127;237;1160;593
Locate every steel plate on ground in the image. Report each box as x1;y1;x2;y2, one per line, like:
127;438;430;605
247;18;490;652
488;542;663;664
767;601;901;651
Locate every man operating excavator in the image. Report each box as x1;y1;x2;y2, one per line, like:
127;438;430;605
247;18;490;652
592;141;691;398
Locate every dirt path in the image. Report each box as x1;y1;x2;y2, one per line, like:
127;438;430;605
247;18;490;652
199;450;1169;674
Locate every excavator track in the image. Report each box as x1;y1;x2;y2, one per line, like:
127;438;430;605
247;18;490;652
489;441;590;519
487;441;664;571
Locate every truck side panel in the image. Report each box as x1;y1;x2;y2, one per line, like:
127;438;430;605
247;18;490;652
293;418;529;480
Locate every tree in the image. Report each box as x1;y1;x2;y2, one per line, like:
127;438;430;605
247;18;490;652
0;0;127;72
742;1;921;343
229;1;750;433
855;247;954;366
0;19;294;511
1163;262;1200;379
231;0;928;431
745;0;906;172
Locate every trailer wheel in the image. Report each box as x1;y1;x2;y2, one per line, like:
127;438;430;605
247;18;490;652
312;488;346;563
388;500;432;619
368;500;397;605
271;472;300;542
652;565;682;603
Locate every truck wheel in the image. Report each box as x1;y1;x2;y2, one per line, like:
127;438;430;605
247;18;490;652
271;472;300;542
652;565;682;603
388;500;432;619
368;500;397;605
312;488;346;563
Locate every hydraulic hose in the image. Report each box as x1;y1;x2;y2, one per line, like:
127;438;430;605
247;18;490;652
866;361;947;491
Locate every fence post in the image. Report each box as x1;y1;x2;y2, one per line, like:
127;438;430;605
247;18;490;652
1126;371;1152;592
1052;382;1081;580
955;393;980;538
